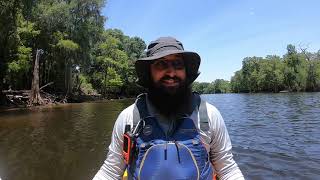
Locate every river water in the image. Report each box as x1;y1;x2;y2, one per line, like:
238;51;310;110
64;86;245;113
0;93;319;180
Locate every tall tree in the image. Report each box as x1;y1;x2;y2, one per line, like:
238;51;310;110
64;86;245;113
283;44;307;91
0;0;38;103
257;55;284;92
241;56;263;92
29;49;44;105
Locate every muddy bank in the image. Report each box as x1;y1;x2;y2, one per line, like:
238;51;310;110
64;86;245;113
0;90;124;111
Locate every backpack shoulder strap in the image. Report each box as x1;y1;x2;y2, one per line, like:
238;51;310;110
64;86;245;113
194;93;210;131
199;99;210;131
133;93;210;132
132;93;149;130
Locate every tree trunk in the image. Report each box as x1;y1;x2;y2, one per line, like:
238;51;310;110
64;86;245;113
29;49;44;106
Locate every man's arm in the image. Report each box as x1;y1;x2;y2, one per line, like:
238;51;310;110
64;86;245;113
92;105;134;180
207;103;245;180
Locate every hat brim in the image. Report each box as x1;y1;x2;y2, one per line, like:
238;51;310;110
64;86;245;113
135;50;201;88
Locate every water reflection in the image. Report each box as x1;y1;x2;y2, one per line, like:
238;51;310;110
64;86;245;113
0;99;133;180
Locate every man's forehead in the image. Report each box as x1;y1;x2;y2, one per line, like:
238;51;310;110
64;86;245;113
158;54;183;61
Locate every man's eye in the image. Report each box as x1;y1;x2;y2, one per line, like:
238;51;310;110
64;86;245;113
154;61;168;69
173;60;185;69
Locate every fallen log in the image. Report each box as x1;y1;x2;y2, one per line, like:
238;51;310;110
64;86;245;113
2;89;60;107
40;82;54;90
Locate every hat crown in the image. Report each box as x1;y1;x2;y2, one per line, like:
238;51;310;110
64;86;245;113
146;37;184;57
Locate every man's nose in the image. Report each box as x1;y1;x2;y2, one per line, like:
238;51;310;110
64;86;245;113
165;65;176;77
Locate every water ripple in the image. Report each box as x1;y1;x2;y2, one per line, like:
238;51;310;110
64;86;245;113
203;93;320;180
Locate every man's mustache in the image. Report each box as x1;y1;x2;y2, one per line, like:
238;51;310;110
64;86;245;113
160;76;182;82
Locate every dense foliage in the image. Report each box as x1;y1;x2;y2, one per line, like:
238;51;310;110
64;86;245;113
192;79;230;94
230;45;320;93
1;1;319;105
193;45;320;93
0;0;146;103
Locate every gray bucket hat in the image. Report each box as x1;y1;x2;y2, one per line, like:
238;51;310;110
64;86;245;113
135;37;201;88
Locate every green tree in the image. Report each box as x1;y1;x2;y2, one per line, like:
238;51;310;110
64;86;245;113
90;29;146;97
231;70;245;93
202;82;215;94
241;56;263;92
257;56;284;92
105;67;123;95
6;46;33;89
32;0;105;93
283;44;308;91
192;82;210;94
213;79;230;93
0;0;37;103
301;48;320;91
56;39;80;94
5;13;40;89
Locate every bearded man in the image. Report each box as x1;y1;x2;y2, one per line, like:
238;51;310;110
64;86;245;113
93;37;244;180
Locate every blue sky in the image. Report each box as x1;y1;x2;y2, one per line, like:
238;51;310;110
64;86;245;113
102;0;320;82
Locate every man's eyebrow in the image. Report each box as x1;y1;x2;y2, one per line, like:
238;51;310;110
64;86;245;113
160;56;184;61
155;58;166;62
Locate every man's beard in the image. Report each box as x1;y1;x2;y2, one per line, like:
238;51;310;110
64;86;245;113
148;76;193;117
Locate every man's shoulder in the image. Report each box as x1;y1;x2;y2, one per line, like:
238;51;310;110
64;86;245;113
118;103;135;119
198;97;224;129
110;103;137;134
199;97;221;117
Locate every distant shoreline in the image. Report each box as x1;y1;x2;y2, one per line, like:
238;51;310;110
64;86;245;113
2;91;320;112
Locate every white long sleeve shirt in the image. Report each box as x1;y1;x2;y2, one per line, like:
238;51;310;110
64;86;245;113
93;97;244;180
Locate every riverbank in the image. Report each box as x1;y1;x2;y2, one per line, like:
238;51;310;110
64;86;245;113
0;90;130;112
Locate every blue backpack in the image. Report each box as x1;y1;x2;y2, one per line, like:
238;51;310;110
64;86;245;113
126;93;213;180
